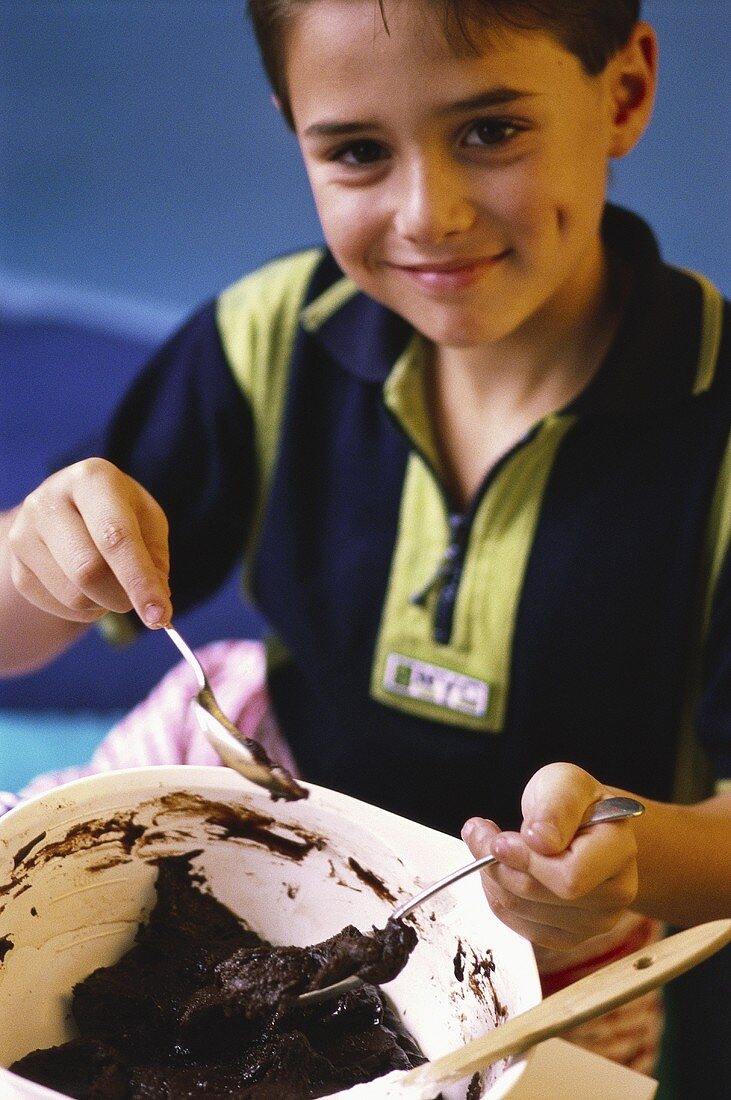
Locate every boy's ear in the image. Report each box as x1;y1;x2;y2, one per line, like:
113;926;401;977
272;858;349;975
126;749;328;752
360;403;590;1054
606;22;658;158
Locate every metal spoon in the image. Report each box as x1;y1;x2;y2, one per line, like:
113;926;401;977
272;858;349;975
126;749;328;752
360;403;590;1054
165;624;307;801
296;796;645;1006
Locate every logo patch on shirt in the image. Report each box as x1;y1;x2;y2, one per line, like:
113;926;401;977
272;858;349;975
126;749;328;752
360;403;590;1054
383;653;490;718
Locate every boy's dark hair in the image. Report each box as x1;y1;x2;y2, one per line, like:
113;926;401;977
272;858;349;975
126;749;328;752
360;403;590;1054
247;0;642;128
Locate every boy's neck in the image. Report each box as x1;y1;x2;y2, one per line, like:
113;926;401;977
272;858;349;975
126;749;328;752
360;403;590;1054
427;244;630;508
433;244;627;407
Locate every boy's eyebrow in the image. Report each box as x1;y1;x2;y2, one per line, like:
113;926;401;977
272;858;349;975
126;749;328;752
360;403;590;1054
303;120;378;138
443;87;537;114
302;87;536;138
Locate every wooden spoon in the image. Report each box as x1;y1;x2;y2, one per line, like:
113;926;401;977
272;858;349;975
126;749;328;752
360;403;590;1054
331;918;731;1098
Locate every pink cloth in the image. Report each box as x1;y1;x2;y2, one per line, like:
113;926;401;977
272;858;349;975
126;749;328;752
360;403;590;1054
3;639;297;809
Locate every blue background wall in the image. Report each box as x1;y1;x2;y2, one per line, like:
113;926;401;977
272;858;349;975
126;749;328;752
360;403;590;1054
1;0;320;334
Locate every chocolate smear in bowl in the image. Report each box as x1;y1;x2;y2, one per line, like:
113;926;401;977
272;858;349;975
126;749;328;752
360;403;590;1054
11;853;436;1099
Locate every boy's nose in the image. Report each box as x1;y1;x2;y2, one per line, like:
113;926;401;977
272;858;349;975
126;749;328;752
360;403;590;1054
394;158;475;244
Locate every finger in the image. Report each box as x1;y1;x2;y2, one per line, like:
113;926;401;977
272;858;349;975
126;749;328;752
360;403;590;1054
486;862;639;916
485;879;625;937
8;515;106;618
465;822;629;915
34;502;136;615
484;853;637;917
483;831;556;903
479;832;578;907
520;763;606;855
464;824;578;908
71;480;171;627
461;817;501;857
9;555;106;623
492;826;638;902
486;896;602;952
133;487;170;580
464;819;633;910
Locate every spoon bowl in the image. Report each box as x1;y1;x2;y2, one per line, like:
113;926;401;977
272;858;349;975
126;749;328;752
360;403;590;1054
165;624;307;801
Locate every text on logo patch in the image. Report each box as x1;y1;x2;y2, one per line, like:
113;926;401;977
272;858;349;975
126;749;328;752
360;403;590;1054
383;653;490;717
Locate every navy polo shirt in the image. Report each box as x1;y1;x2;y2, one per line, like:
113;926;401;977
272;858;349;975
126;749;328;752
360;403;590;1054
84;205;731;836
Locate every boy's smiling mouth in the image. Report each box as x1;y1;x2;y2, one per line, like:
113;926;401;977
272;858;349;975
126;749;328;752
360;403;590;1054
388;250;511;291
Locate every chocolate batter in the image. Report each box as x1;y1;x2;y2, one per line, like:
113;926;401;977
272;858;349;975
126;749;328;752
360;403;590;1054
10;854;431;1099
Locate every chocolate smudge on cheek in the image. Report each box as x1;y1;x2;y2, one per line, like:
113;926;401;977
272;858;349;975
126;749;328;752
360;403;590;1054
0;935;13;963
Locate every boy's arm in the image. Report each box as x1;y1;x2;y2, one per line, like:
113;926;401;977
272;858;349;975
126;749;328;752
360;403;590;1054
0;459;172;677
630;787;731;926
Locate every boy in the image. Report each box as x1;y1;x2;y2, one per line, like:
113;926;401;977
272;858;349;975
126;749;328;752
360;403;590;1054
0;0;729;1079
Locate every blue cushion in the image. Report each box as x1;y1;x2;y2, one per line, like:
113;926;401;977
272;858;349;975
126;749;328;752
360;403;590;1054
0;708;124;793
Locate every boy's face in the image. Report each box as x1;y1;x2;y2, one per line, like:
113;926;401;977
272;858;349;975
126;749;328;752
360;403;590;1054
286;0;633;351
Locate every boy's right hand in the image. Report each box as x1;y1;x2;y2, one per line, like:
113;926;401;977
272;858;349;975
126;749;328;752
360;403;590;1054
6;458;172;629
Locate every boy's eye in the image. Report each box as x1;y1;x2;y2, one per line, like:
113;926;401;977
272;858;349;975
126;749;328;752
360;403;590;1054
462;118;521;147
333;139;388;166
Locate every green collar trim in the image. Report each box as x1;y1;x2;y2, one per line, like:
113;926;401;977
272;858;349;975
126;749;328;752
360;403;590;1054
686;270;724;395
299;276;359;333
382;334;443;476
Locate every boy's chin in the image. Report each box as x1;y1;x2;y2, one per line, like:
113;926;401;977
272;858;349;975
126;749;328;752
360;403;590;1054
407;312;515;351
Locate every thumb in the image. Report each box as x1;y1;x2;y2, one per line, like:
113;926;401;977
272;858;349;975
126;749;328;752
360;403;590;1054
520;763;605;856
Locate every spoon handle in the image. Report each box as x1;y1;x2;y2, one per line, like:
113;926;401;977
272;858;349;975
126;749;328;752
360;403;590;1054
392;796;644;920
165;624;208;691
294;797;645;1009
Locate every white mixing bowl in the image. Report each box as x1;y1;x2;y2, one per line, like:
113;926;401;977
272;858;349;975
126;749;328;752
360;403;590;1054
0;766;540;1098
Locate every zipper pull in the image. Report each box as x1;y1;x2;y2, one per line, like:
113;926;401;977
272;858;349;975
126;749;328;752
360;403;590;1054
408;559;452;607
409;514;466;607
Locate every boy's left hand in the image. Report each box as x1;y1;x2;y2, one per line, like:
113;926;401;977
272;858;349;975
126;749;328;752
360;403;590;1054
461;763;640;952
